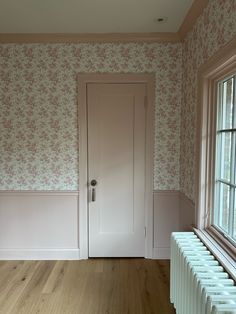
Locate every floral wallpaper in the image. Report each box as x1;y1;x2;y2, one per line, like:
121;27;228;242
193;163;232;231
0;43;182;190
180;0;236;202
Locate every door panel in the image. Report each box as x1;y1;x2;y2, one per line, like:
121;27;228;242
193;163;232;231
88;83;146;257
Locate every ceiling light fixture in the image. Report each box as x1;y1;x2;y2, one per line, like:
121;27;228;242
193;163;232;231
154;17;168;24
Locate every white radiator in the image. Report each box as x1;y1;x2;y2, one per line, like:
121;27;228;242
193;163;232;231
171;232;236;314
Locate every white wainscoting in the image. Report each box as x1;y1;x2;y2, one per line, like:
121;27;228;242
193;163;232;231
153;190;195;259
179;192;195;231
0;190;195;260
0;191;79;260
153;190;180;259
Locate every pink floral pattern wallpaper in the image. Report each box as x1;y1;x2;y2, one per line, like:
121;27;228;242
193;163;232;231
180;0;236;202
0;43;182;190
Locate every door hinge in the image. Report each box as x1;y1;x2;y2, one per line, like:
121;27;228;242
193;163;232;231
144;227;147;237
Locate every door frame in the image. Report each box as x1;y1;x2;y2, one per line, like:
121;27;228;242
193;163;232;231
78;73;155;259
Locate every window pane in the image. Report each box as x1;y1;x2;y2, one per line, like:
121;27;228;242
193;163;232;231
219;132;232;181
234;189;236;239
222;78;233;130
218;183;230;232
234;134;236;185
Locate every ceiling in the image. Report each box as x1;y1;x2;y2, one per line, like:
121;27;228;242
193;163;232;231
0;0;194;33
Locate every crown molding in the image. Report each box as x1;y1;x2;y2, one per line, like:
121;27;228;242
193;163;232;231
0;32;180;44
178;0;209;40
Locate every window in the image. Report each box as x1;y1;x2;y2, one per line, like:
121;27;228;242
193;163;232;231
214;74;236;244
196;38;236;262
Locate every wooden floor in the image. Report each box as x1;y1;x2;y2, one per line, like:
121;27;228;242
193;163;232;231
0;259;175;314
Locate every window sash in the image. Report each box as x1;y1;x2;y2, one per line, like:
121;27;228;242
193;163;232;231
213;74;236;244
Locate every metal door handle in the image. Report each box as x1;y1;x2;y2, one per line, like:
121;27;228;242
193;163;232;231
92;188;96;202
91;179;97;202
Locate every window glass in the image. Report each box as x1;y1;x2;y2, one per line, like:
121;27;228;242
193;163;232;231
222;78;233;130
234;189;236;239
214;74;236;243
218;183;230;232
220;132;231;182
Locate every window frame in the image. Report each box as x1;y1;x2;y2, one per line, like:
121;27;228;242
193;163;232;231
196;37;236;263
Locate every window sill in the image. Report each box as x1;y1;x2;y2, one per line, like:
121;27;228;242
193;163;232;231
193;227;236;282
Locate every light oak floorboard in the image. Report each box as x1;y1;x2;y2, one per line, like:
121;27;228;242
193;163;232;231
0;259;175;314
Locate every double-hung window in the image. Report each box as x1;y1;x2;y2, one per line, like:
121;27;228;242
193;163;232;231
214;74;236;243
196;39;236;274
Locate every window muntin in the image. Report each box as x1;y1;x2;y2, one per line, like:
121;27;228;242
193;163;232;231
213;73;236;244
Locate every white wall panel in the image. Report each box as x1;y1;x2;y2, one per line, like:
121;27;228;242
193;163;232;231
153;190;180;258
0;192;79;259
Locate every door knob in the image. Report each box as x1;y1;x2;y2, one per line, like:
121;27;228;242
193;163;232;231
91;179;97;186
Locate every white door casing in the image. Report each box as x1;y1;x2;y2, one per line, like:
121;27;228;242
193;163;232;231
87;83;146;257
78;74;155;259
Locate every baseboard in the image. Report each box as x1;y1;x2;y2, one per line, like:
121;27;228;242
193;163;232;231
0;248;80;260
153;247;170;259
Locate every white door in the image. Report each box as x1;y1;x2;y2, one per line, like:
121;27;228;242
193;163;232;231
87;83;146;257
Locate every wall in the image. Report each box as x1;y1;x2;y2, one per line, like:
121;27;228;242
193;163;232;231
180;0;236;203
0;43;182;191
2;0;235;258
0;43;182;258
